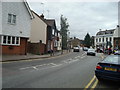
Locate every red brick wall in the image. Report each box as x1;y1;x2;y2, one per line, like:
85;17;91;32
27;42;46;55
2;37;28;55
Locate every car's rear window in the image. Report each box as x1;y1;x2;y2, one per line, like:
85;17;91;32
88;49;95;52
104;56;120;64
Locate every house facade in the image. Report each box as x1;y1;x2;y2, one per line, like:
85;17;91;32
113;25;120;50
95;28;116;50
1;1;33;55
28;11;59;54
57;31;62;51
45;19;59;52
28;11;47;55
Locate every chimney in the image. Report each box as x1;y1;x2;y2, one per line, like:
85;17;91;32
40;14;44;19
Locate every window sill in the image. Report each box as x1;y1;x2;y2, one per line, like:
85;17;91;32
2;44;20;46
7;22;16;25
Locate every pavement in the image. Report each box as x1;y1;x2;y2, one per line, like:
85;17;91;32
2;50;71;62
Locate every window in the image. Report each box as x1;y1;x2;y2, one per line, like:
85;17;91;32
96;39;98;42
3;36;7;44
116;40;118;44
16;37;19;44
102;38;104;42
8;14;12;23
12;37;15;44
110;37;112;42
99;38;101;42
54;40;58;47
8;14;16;24
12;15;16;23
52;29;55;35
8;36;11;44
106;38;108;42
2;36;20;45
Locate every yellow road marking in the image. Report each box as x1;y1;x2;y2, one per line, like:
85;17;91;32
90;78;98;90
84;75;96;89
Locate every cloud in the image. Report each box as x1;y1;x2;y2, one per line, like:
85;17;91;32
28;1;118;39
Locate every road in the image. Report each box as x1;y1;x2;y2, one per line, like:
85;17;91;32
2;51;120;89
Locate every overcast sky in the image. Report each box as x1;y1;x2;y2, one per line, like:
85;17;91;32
27;1;118;40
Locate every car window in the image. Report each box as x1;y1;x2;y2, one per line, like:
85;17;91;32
88;49;95;52
104;56;120;64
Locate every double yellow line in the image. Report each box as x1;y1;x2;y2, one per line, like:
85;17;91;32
84;75;98;90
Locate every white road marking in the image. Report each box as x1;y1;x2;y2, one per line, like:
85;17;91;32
81;53;86;56
49;63;57;66
81;56;86;59
19;52;87;71
20;66;33;70
33;66;38;70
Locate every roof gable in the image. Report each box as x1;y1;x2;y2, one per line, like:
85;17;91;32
45;19;57;29
24;0;34;19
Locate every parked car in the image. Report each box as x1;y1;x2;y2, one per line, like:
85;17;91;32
95;55;120;82
87;49;96;56
96;48;103;53
114;50;120;55
73;46;80;52
83;47;88;51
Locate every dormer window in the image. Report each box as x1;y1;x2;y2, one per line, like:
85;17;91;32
8;14;16;24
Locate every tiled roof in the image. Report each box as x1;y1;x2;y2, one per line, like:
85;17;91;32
45;19;55;26
96;29;115;35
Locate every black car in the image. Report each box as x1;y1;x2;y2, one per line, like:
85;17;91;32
95;55;120;82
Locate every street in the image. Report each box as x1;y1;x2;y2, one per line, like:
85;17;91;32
2;51;120;89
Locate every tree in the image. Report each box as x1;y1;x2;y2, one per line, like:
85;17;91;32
84;33;91;48
60;15;69;49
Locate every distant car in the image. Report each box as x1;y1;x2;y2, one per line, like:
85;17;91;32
114;50;120;55
83;47;88;51
95;55;120;82
73;46;80;52
104;49;110;54
87;49;96;56
96;48;103;53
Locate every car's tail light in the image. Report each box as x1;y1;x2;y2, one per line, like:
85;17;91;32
96;64;102;70
117;69;120;72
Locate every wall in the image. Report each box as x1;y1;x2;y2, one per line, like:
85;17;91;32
29;12;47;44
114;37;120;49
2;2;31;38
27;42;46;55
113;26;120;38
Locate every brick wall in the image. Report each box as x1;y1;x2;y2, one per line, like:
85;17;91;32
27;42;45;55
2;37;28;55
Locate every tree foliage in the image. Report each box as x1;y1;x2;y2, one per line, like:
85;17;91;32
84;33;91;48
60;15;69;49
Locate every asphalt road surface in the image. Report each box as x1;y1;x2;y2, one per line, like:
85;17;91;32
2;51;120;89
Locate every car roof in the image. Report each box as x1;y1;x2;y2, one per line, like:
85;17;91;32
88;49;95;50
101;55;120;65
